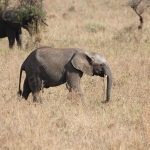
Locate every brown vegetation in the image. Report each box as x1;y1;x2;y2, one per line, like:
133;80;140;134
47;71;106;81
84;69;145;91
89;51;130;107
0;0;150;149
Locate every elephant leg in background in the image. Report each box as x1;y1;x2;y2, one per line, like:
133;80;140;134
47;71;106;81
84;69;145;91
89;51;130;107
7;29;15;48
22;77;31;100
27;75;42;103
8;34;15;48
66;69;83;97
15;31;22;48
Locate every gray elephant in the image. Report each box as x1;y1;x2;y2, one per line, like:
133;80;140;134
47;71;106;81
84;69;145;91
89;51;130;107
18;47;112;103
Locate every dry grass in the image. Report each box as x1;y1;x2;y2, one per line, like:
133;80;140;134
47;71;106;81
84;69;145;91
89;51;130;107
0;0;150;149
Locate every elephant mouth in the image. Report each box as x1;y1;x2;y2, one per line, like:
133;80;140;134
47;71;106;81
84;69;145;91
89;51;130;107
93;70;105;77
99;71;105;77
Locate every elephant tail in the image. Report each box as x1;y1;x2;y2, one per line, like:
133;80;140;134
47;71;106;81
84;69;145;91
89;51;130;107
17;65;24;96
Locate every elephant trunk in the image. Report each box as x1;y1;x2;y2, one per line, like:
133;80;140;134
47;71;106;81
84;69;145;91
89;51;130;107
103;63;112;102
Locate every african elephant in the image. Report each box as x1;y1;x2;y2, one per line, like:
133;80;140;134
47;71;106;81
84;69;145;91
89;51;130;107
0;17;23;48
18;47;112;103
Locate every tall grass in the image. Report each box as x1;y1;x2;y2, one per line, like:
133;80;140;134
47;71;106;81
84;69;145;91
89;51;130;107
0;0;150;149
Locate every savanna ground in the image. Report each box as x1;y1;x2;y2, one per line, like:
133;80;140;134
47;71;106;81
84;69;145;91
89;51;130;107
0;0;150;149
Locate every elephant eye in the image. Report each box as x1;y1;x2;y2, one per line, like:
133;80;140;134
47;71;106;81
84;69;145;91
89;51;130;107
100;64;103;66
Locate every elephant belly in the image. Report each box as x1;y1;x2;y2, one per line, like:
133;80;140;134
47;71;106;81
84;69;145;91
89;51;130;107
0;30;7;38
42;73;66;87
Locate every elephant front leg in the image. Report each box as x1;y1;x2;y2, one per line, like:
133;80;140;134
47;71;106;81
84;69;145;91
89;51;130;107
66;83;83;97
7;31;15;48
66;71;83;98
8;37;15;48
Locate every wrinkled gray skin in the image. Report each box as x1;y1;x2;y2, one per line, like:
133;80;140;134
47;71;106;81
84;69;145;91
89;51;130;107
18;47;112;103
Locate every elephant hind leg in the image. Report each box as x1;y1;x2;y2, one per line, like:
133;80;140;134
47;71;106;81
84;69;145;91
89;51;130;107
32;93;42;103
22;77;31;100
28;76;42;103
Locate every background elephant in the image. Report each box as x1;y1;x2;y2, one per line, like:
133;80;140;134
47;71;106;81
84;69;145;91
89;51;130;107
0;8;46;48
0;17;23;48
0;12;39;49
18;47;112;103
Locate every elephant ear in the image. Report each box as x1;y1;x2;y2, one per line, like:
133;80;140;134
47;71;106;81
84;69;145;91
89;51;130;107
71;51;93;76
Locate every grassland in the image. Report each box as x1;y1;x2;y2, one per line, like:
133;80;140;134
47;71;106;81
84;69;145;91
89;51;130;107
0;0;150;149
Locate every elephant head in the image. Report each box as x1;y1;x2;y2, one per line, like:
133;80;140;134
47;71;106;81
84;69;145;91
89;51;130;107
71;51;112;102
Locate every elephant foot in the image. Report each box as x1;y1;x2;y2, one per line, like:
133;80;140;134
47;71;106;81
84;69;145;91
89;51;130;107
33;99;43;104
33;93;42;104
67;92;81;101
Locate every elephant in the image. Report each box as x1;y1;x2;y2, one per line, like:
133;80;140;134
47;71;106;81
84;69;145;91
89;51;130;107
18;47;112;103
0;15;36;49
0;9;46;48
0;17;23;48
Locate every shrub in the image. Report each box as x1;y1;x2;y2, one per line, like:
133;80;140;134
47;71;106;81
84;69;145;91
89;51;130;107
85;21;106;33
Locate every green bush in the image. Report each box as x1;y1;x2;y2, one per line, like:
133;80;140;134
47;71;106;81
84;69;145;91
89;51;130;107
85;21;106;33
2;5;46;24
